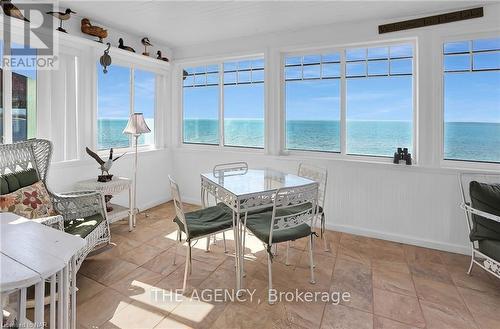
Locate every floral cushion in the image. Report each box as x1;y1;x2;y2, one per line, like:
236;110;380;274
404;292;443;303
0;181;56;219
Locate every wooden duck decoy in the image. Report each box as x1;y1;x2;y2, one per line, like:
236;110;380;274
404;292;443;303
81;18;108;43
156;51;169;62
141;37;153;56
1;0;29;22
46;8;76;33
118;38;135;52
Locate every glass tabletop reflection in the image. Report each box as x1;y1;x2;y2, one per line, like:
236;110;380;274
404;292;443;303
201;168;316;197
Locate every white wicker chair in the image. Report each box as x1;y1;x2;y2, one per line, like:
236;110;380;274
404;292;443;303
459;173;500;279
0;139;110;272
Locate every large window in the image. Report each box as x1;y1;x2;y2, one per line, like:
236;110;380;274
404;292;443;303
284;54;341;152
97;64;156;150
1;41;37;144
443;37;500;163
346;44;413;157
183;58;264;148
283;43;413;157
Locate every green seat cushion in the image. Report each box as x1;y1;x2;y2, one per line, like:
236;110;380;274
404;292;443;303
174;203;233;240
0;168;39;195
469;181;500;242
245;205;312;244
478;240;500;261
64;214;104;238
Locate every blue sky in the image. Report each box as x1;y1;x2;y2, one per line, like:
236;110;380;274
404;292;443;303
98;65;155;119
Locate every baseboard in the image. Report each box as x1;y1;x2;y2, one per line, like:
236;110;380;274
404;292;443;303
173;195;471;256
139;196;171;212
326;222;471;255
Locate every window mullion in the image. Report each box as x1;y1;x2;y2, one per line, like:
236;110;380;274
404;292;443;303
129;66;134;147
3;44;13;144
219;63;224;148
340;50;347;156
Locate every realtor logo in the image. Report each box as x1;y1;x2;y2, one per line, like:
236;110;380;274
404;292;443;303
2;1;58;70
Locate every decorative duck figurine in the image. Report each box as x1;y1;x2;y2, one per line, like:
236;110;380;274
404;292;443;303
46;8;76;33
81;18;108;43
85;147;126;177
141;37;153;56
156;51;169;62
1;0;29;22
118;38;135;52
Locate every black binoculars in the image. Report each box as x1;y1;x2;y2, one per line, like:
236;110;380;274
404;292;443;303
393;147;412;165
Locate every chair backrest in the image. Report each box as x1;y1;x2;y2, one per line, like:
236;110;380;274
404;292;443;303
268;183;319;245
168;175;189;237
0;139;52;184
459;173;500;233
213;162;248;178
298;163;327;208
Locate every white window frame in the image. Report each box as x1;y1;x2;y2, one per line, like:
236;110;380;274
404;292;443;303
281;39;418;164
439;31;500;170
94;53;164;153
179;53;266;152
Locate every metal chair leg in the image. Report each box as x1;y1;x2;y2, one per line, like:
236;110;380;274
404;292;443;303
223;231;227;253
205;235;211;252
467;252;475;275
285;241;290;266
267;249;274;305
173;229;180;265
309;235;315;284
182;241;191;293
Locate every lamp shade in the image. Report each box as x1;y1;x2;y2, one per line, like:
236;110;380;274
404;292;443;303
123;113;151;135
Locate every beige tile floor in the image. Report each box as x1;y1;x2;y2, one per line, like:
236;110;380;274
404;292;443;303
75;201;500;329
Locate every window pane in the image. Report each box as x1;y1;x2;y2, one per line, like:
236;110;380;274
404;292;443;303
224;62;238;72
347;76;413;156
238;70;251;83
207;73;218;85
322;63;340;78
303;64;320;79
444;71;500;162
368;47;388;59
286;79;340;152
303;55;321;65
368;60;388;76
252;69;264;82
134;69;155;146
346;48;365;61
97;64;131;149
444;41;469;54
285;66;302;80
346;62;365;77
224;71;237;84
444;54;470;72
472;38;500;52
322;53;340;63
12;47;37;143
251;59;264;69
285;56;301;66
391;58;413;75
473;52;500;70
183;85;219;145
224;84;264;148
390;44;413;58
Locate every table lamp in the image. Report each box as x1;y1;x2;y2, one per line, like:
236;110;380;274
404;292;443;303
123;113;151;227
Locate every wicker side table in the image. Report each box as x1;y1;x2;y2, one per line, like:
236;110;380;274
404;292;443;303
75;177;135;231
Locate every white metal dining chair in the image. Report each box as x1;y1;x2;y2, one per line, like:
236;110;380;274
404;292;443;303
203;162;249;252
244;183;319;304
459;173;500;279
298;163;329;252
169;175;234;292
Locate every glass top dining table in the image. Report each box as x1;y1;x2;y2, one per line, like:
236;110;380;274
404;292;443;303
200;168;317;291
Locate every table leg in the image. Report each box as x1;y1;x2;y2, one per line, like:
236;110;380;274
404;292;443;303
34;281;44;326
63;265;69;329
57;270;63;329
232;211;240;292
50;274;56;329
71;257;77;329
18;287;27;327
128;185;133;232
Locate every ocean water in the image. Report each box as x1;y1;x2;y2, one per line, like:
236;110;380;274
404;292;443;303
183;119;500;162
97;118;154;150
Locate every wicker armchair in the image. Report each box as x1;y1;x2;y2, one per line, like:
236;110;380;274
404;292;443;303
0;139;110;272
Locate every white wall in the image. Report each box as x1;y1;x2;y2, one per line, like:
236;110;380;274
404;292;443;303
169;3;500;255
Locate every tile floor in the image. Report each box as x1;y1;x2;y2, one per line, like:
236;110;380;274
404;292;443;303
75;202;500;329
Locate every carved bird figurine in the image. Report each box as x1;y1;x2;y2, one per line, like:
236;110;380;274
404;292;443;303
81;18;108;43
1;0;29;22
118;38;135;52
46;8;76;33
86;147;126;176
141;37;153;56
156;51;169;62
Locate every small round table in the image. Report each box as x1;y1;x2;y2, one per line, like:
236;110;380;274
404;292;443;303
75;177;135;231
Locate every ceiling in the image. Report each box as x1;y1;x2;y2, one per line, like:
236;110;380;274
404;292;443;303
61;1;489;49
